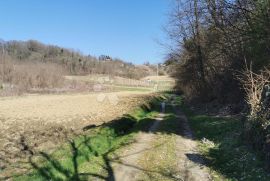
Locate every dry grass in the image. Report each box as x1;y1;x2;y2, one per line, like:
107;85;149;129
65;74;155;87
66;75;176;93
0;61;65;96
141;75;175;82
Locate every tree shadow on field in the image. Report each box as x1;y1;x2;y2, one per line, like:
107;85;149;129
185;153;210;167
27;138;120;181
11;95;191;181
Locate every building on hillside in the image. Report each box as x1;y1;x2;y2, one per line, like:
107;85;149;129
98;55;112;61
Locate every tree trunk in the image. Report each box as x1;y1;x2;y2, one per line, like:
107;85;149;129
194;0;206;85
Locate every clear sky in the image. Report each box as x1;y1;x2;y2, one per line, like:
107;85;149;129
0;0;171;64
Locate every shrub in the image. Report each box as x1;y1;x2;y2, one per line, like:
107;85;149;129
238;64;270;166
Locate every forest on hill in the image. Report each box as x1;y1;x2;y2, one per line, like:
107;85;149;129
0;39;157;94
0;39;157;78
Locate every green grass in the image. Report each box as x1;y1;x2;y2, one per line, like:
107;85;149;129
13;100;161;181
111;85;153;92
182;106;270;181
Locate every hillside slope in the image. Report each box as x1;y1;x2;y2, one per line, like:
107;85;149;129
0;39;156;79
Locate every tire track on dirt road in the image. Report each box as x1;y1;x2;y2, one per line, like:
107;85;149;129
111;104;211;181
112;114;164;181
174;106;211;181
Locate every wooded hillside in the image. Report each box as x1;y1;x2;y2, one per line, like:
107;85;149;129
0;40;157;94
0;39;156;79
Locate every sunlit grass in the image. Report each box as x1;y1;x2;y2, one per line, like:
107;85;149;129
183;107;270;181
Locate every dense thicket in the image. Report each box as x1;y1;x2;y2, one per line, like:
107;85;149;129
166;0;270;104
166;0;270;165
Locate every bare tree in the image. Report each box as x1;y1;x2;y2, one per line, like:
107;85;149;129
238;62;270;117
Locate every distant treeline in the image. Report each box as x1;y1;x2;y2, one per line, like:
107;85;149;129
0;39;156;94
0;39;156;79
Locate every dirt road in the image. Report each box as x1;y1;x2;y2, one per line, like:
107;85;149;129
111;106;211;181
174;108;211;181
112;114;163;181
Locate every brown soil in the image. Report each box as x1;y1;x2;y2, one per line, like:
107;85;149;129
0;91;151;178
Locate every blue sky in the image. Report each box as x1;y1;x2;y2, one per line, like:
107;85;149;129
0;0;171;64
